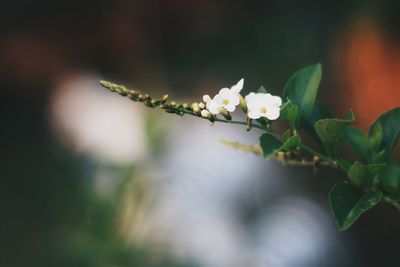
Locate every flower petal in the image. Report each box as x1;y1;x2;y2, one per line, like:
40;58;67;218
270;95;282;106
231;78;244;93
248;110;261;119
265;107;280;120
218;88;231;95
207;101;221;115
224;103;236;112
245;92;257;102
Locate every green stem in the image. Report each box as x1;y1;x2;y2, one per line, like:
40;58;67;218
384;196;400;212
180;110;280;138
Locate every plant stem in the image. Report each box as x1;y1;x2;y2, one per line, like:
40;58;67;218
180;110;280;138
299;143;337;168
221;140;332;167
383;196;400;212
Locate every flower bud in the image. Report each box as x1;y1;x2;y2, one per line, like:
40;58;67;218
182;103;190;110
201;109;211;118
203;95;212;103
201;109;215;122
239;95;247;113
198;102;206;109
313;156;320;167
219;108;231;120
191;103;200;114
162;94;169;104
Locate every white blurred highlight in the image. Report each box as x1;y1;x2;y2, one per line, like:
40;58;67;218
50;74;148;165
140;118;341;267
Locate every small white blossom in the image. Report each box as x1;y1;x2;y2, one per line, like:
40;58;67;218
214;78;244;112
203;94;221;115
245;92;282;120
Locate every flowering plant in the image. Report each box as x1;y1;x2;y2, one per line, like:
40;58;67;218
100;63;400;231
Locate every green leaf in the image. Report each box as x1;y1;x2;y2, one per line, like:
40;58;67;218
257;86;268;94
365;163;386;176
347;162;371;187
281;102;299;127
281;129;291;143
314;110;355;158
369;108;400;154
368;121;383;153
259;133;282;157
377;163;400;191
302;101;332;141
259;133;300;157
329;183;382;231
371;149;387;164
282;64;322;127
336;158;352;172
343;127;371;161
280;135;300;151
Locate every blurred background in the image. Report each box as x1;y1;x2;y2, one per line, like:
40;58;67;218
1;0;400;266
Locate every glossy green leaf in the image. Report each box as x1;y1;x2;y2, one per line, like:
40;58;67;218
369;108;400;154
259;133;300;157
282;129;291;143
343;127;371;161
281;102;299;127
282;64;322;127
329;183;382;231
280;135;300;151
257;86;268;94
371;149;387;164
302;101;332;141
368;121;383;153
365;163;386;176
377;163;400;191
347;162;371;187
336;158;352;172
314;110;355;158
259;133;282;157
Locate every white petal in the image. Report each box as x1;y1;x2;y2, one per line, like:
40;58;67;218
213;94;223;104
265;107;280;120
231;78;244;93
224;103;236;112
207;102;221;115
218;88;231;95
245;92;257;103
248;110;261;119
228;94;240;105
270;95;282;106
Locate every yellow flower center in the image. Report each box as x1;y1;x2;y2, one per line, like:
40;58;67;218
260;107;267;114
222;99;230;105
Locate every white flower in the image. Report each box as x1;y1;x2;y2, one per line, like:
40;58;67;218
245;92;282;120
203;95;221;115
214;78;244;112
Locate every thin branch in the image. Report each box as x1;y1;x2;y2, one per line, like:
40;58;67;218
221;140;331;167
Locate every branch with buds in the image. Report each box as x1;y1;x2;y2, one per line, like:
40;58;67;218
99;62;400;231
